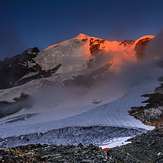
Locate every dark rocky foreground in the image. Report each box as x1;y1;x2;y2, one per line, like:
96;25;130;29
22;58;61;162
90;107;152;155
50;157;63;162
0;128;162;163
109;127;163;163
0;126;162;162
1;143;109;163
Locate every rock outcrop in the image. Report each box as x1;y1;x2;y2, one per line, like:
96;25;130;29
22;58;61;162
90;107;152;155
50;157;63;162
129;83;163;128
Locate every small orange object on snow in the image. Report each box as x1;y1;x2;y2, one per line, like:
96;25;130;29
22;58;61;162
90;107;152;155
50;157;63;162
104;148;109;151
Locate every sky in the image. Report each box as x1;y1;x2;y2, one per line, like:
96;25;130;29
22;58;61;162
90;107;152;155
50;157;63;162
0;0;163;60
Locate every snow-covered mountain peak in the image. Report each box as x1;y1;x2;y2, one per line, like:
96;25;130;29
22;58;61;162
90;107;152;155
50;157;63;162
44;33;89;51
75;33;89;39
0;34;155;91
133;35;155;47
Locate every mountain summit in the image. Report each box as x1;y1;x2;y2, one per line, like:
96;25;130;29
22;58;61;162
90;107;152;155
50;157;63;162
0;34;154;89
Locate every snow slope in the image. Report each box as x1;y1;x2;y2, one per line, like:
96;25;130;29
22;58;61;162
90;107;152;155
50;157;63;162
0;64;161;147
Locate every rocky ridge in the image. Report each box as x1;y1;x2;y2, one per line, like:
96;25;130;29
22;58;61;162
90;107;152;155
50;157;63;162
0;47;62;90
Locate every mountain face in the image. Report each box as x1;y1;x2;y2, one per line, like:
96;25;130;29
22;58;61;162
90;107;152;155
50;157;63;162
0;34;155;118
0;34;154;90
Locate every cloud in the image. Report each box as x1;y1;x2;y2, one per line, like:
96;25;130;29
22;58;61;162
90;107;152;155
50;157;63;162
145;29;163;59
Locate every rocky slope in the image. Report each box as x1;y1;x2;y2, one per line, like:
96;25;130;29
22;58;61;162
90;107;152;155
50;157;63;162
0;47;61;90
0;143;112;163
129;83;163;128
109;127;163;163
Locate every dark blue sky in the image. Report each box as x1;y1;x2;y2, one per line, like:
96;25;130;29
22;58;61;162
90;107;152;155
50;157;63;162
0;0;163;60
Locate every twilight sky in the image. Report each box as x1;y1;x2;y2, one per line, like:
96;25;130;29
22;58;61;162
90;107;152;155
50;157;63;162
0;0;163;60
